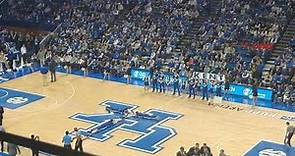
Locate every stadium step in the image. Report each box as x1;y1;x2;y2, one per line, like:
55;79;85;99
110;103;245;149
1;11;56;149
262;18;295;80
173;16;206;53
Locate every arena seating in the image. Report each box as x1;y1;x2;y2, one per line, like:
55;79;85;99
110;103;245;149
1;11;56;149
0;0;294;105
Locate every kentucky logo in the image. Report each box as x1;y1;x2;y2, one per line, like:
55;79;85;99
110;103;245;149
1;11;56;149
70;100;183;154
244;140;295;156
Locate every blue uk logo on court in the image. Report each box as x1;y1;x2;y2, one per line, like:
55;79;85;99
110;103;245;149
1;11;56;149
70;100;183;154
244;140;295;156
0;88;44;109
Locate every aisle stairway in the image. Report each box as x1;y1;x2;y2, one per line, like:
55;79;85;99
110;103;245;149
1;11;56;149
173;16;206;54
262;18;295;77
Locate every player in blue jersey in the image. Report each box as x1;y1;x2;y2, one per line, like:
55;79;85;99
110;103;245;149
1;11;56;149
172;74;181;96
201;79;209;101
152;71;158;92
159;72;166;93
215;81;222;97
143;76;149;91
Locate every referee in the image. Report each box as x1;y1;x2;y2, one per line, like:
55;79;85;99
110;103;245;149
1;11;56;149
284;122;295;147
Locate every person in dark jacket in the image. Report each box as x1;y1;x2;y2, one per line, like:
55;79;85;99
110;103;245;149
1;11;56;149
30;134;39;156
176;146;187;156
49;58;57;82
187;143;200;156
252;83;258;107
0;106;4;126
200;143;212;156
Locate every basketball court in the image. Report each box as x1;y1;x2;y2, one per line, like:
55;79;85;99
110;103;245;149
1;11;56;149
1;71;295;156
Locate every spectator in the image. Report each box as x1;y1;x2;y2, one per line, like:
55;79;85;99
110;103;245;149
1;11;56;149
0;125;4;152
219;149;229;156
200;143;212;156
176;146;187;156
30;134;40;156
62;131;72;150
187;143;200;156
0;106;4;126
7;142;21;156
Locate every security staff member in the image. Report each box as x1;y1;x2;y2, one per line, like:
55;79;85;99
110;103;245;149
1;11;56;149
49;58;57;82
188;77;196;99
284;122;295;147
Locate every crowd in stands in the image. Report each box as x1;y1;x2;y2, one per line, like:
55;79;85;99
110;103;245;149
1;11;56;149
0;27;42;73
0;0;294;104
0;0;75;26
42;0;203;77
269;37;295;104
176;143;229;156
185;0;291;86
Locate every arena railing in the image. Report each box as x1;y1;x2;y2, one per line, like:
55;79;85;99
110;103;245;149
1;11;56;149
0;132;97;156
39;23;62;49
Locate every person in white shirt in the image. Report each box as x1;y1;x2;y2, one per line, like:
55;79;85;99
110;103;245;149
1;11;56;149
20;44;27;66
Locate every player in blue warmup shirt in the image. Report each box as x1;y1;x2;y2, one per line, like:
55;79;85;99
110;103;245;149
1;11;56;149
143;77;149;91
173;74;181;96
201;79;209;101
159;72;166;93
152;71;158;92
216;82;222;97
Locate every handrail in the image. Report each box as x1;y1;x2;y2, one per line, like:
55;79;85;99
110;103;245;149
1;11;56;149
0;132;97;156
